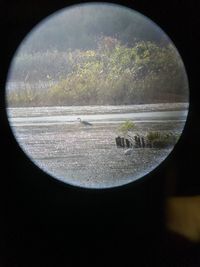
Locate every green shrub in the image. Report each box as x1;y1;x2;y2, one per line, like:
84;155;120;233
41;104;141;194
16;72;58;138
147;131;179;148
146;131;161;143
118;120;136;135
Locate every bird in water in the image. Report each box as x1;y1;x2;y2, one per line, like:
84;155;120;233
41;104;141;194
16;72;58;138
124;148;134;155
77;117;93;126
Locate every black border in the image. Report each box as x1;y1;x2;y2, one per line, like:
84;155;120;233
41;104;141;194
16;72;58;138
1;1;200;266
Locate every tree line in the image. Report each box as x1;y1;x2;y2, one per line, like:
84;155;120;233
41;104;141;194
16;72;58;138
7;37;188;106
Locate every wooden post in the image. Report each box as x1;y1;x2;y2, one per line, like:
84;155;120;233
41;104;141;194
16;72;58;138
134;135;138;147
121;137;125;148
115;136;121;147
141;136;145;148
125;138;130;148
138;137;141;148
116;135;146;149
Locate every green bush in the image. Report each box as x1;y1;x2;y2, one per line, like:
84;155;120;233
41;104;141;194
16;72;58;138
146;131;161;143
147;131;179;148
118;120;136;135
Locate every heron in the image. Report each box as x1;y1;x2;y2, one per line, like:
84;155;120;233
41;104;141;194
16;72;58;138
124;148;134;155
77;118;93;126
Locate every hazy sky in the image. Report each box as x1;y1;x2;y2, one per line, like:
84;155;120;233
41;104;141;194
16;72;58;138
19;3;169;53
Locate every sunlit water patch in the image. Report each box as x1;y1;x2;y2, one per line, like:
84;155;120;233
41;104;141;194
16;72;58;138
7;104;188;188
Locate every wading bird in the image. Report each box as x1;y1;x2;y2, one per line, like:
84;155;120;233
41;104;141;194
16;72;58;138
124;148;134;155
77;118;93;126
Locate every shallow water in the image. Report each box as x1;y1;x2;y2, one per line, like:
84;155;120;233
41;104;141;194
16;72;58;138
7;103;188;188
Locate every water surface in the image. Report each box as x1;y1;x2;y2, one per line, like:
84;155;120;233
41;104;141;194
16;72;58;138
7;103;188;188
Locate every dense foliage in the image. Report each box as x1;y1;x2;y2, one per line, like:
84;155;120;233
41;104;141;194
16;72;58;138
7;38;188;106
7;4;189;107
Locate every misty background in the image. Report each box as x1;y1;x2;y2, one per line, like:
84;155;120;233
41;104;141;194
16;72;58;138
6;3;189;106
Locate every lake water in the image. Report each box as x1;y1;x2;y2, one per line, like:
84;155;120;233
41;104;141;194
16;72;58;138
7;103;188;188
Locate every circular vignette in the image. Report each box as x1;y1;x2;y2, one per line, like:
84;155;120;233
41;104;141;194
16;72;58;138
5;2;189;189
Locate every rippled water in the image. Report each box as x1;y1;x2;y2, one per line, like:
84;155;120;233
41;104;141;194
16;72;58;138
7;103;188;188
